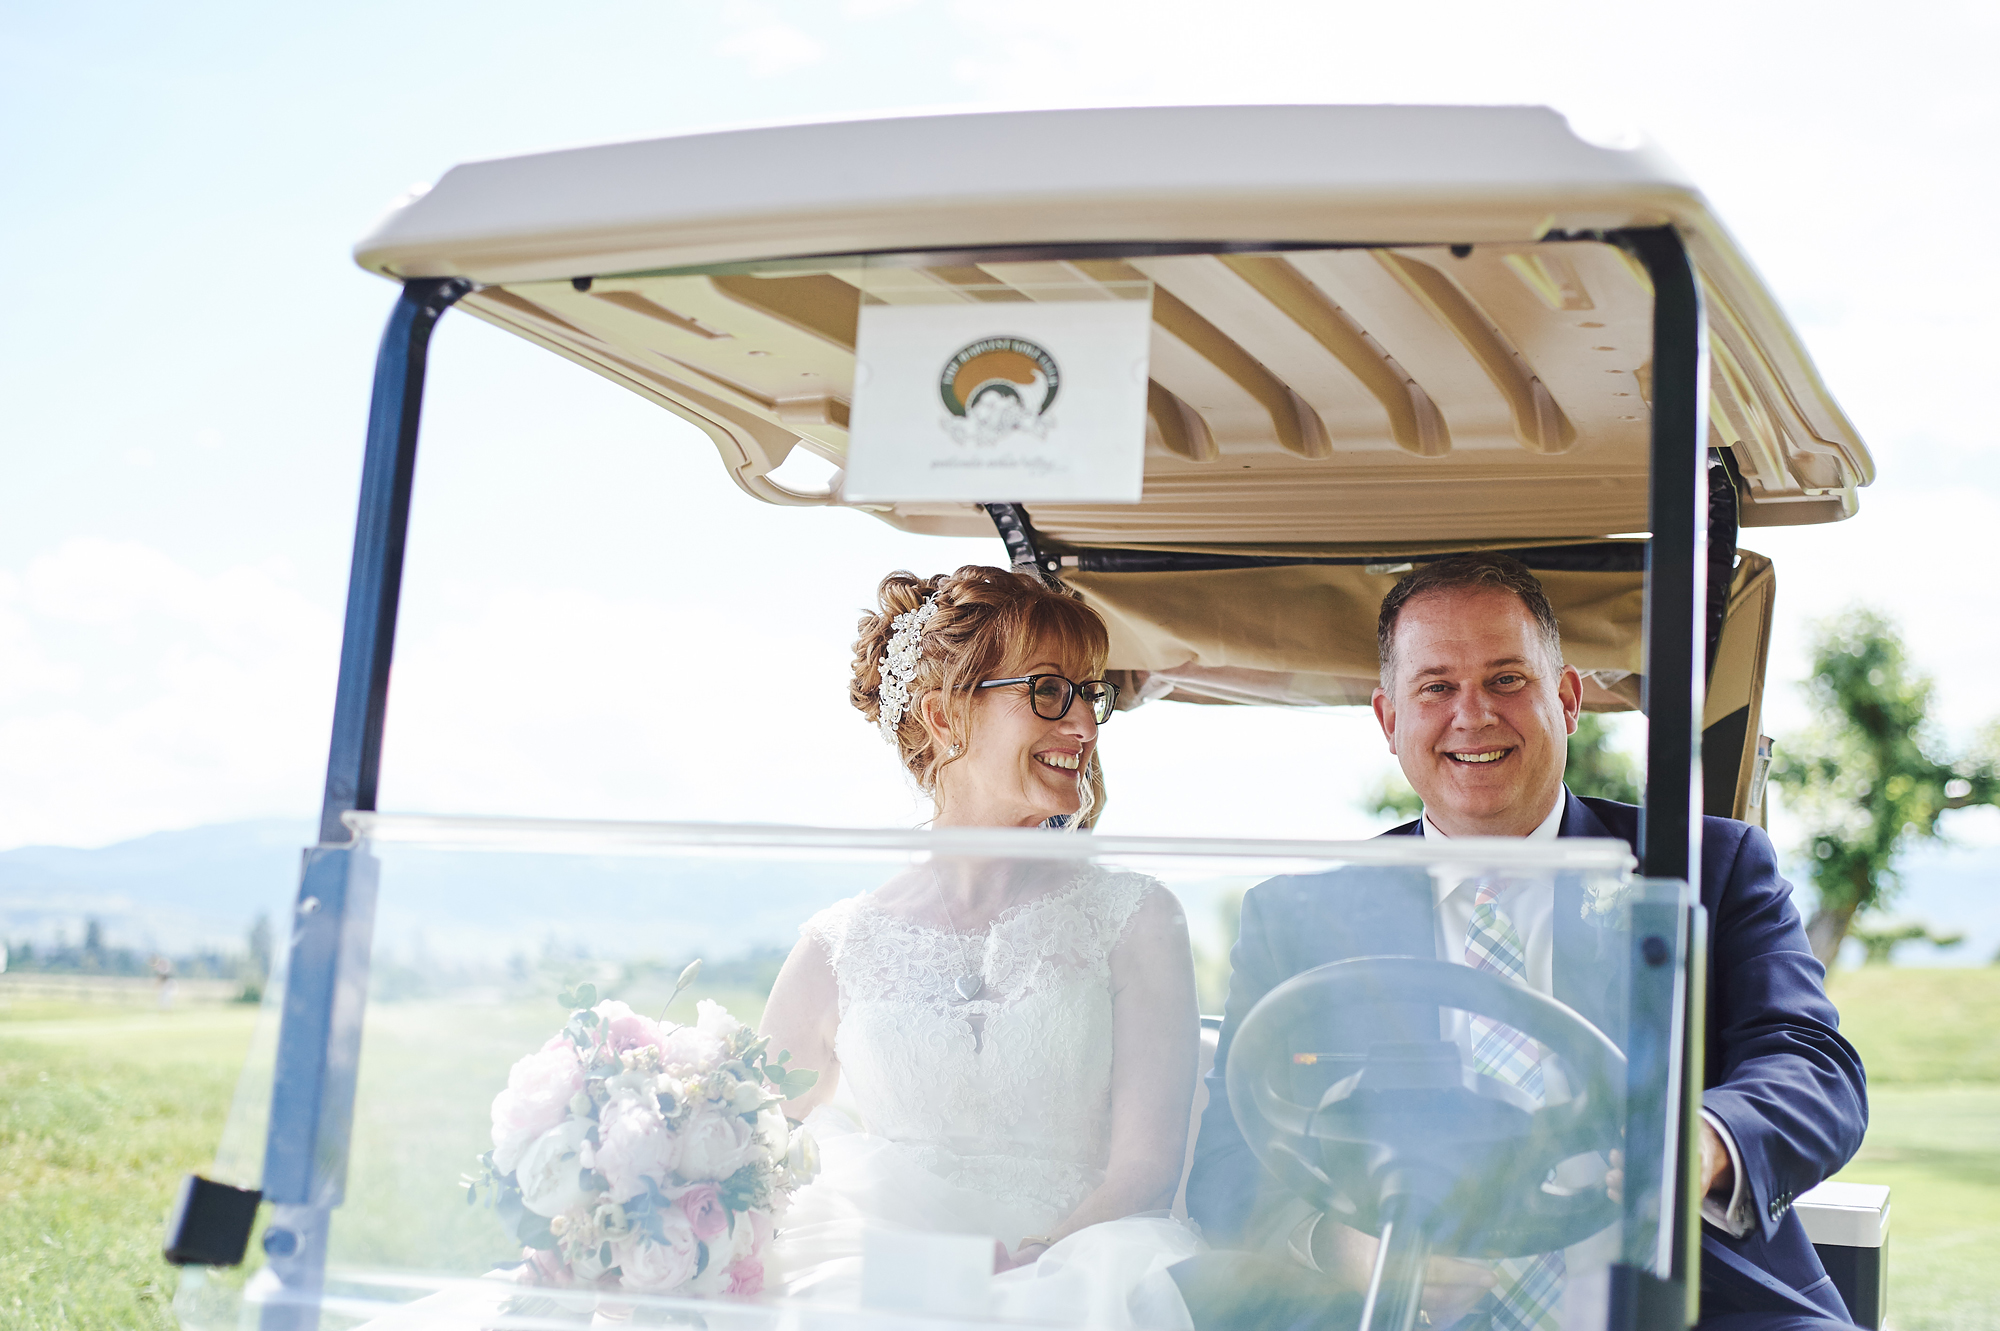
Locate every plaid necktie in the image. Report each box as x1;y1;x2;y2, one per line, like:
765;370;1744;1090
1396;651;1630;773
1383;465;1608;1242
1464;878;1565;1331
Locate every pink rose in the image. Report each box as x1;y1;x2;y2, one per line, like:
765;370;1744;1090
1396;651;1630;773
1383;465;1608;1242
517;1246;571;1287
725;1256;763;1296
746;1209;772;1258
677;1184;727;1242
615;1209;698;1294
594;1001;665;1058
594;1090;679;1203
491;1043;584;1174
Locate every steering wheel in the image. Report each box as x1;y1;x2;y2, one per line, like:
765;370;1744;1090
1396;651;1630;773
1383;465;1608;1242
1225;956;1625;1263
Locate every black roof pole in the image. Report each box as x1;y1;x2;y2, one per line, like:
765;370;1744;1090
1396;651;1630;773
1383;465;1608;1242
1618;226;1710;1331
318;278;472;843
1624;228;1708;885
250;279;466;1330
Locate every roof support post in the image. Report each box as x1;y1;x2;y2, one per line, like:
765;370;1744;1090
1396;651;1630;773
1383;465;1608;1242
1618;227;1710;1330
317;277;471;844
984;502;1062;584
1623;228;1708;886
252;278;467;1329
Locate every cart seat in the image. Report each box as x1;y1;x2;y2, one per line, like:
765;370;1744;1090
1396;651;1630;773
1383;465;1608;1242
1794;1180;1889;1329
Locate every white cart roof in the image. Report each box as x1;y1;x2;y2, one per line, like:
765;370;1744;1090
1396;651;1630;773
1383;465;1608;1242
356;105;1871;541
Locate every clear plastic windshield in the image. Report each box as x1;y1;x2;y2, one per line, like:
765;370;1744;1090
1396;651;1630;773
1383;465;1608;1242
174;817;1689;1331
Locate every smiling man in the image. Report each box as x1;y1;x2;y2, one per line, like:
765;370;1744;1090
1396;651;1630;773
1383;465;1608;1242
1179;554;1868;1331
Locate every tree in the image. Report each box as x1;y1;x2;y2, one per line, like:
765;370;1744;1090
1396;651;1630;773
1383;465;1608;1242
1565;714;1642;806
1846;917;1964;966
1362;711;1642;820
1772;609;1999;965
239;913;275;1003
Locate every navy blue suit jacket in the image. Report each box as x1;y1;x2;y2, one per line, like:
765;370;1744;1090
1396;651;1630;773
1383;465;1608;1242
1183;791;1868;1321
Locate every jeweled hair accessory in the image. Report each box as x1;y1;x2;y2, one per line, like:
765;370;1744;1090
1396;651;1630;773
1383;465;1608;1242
877;595;940;744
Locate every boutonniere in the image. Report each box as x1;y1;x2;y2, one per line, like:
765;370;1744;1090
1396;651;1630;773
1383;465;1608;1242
1580;873;1640;925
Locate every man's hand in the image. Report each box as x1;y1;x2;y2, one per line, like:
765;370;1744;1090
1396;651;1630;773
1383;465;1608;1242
1311;1220;1495;1322
1699;1119;1734;1198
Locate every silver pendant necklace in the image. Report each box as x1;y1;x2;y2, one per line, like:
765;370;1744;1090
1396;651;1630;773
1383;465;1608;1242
931;869;986;1001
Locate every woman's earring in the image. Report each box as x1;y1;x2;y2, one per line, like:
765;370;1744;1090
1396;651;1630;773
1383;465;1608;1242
948;742;961;756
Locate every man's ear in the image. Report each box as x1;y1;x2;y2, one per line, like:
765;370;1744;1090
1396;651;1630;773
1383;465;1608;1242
1371;686;1398;754
1558;664;1584;735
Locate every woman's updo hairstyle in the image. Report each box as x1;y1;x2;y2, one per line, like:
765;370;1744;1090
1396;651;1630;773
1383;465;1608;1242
851;565;1111;825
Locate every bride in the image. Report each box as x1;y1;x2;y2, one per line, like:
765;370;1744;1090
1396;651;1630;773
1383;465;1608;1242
760;565;1203;1327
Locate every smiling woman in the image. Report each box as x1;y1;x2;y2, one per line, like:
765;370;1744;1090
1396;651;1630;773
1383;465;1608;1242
851;565;1113;831
743;566;1204;1324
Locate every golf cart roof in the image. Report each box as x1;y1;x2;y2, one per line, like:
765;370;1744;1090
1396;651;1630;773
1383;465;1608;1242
356;104;1871;544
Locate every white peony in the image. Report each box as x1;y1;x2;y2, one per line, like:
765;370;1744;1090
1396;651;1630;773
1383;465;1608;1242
593;1089;679;1203
753;1104;788;1158
695;999;746;1043
490;1041;584;1175
677;1105;755;1181
615;1207;698;1293
517;1119;593;1218
785;1125;820;1183
729;1078;768;1116
659;1023;724;1071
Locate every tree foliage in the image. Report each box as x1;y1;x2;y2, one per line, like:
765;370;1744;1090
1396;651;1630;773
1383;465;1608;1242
1772;608;1999;965
1565;714;1642;806
1846;917;1964;966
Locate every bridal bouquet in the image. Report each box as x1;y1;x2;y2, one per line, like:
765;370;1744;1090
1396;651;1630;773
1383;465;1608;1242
468;967;820;1302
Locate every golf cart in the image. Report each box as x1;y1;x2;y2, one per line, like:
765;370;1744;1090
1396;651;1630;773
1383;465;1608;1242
163;105;1880;1331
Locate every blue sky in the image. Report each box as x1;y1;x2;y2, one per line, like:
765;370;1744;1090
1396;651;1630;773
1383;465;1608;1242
3;0;1997;887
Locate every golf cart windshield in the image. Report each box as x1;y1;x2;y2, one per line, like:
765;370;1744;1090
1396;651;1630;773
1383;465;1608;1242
175;819;1694;1331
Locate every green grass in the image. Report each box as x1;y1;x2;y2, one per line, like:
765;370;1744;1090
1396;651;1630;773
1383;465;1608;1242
0;1003;259;1330
2;965;1994;1328
1827;1086;2000;1331
1826;969;2000;1331
1830;968;2000;1084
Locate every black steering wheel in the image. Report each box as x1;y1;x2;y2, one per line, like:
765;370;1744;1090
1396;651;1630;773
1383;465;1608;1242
1226;956;1625;1263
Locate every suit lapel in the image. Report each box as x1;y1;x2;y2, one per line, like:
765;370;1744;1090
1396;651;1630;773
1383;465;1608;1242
1555;790;1627;1042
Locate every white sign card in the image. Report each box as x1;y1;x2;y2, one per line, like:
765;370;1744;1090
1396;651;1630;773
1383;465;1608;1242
843;296;1153;504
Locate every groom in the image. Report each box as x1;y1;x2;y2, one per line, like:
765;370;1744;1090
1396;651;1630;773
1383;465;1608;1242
1180;555;1867;1330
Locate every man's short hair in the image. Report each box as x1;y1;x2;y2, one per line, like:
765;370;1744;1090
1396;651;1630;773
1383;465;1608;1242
1376;553;1564;688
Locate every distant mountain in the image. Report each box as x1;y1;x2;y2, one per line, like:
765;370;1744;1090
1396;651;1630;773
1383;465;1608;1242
0;819;312;956
6;816;1991;974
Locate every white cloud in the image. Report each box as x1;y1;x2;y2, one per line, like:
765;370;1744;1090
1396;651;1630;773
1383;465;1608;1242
719;3;829;77
377;583;934;828
375;581;1405;839
0;539;339;848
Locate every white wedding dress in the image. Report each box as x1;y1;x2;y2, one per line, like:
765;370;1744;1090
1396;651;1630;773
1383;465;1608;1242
776;867;1201;1328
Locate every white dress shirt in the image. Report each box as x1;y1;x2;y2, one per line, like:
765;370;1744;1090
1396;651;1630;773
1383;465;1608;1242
1418;789;1753;1237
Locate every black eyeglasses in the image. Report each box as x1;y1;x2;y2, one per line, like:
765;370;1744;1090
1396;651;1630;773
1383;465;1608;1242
975;674;1119;724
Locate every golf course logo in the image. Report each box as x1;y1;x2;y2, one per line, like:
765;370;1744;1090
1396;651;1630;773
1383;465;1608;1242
938;336;1061;446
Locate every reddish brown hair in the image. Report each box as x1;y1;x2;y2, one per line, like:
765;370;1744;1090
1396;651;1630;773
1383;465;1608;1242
851;566;1111;823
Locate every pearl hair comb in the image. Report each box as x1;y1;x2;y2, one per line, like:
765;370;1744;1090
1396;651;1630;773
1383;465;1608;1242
877;595;939;743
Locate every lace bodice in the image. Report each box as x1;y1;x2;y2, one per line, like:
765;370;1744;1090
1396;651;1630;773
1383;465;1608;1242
800;868;1156;1215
